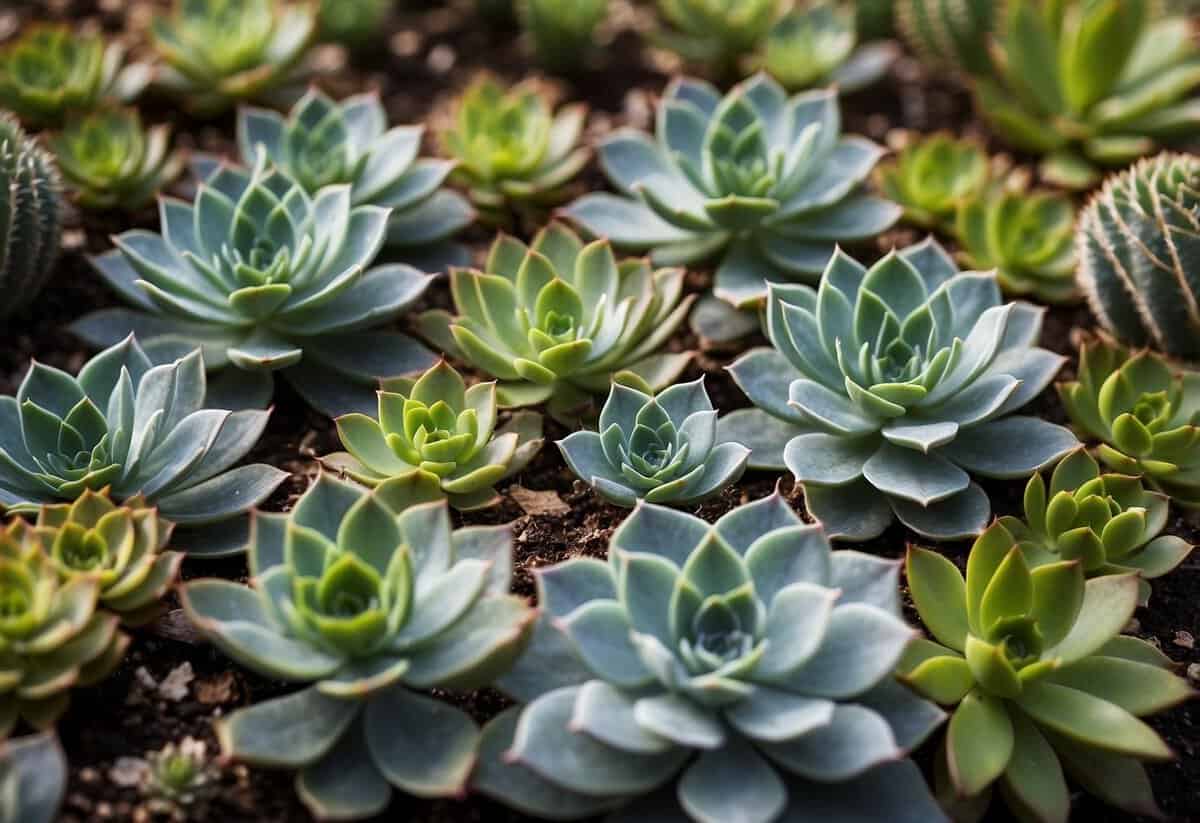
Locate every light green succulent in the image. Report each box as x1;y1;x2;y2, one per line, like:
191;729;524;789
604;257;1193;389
902;523;1194;822
558;377;749;507
895;0;994;76
0;113;63;322
956;187;1078;304
0;337;287;557
654;0;781;75
0;733;67;823
142;737;220;810
1058;337;1200;508
419;223;694;424
72;153;437;418
0;517;128;738
721;239;1078;541
47;109;183;212
998;448;1192;605
520;0;608;72
322;360;544;510
151;0;316;116
181;474;535;821
476;493;948;822
762;4;898;94
565;73;898;322
441;78;589;226
874;132;991;231
192;88;473;271
0;24;150;127
318;0;390;46
1077;153;1200;358
975;0;1200;188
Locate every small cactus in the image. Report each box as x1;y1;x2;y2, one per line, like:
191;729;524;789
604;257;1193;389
0;112;63;320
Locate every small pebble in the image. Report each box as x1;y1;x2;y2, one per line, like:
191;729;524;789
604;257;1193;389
1173;630;1194;650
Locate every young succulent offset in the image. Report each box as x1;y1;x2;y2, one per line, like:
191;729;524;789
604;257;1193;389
72;153;437;417
141;737;220;812
998;448;1192;605
721;239;1078;541
0;337;286;557
192;88;473;269
0;733;67;823
565;74;898;313
0;113;63;322
48;109;183;212
1058;338;1200;508
419;223;694;424
151;0;316;116
1077;153;1200;358
519;0;608;73
0;25;150;127
956;187;1079;304
902;523;1194;822
654;0;780;75
762;4;897;94
559;377;749;507
895;0;994;76
975;0;1200;187
440;78;589;226
181;474;534;821
874;133;991;231
476;493;948;822
323;360;544;510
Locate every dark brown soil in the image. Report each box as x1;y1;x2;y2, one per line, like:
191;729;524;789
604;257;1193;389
3;2;1197;822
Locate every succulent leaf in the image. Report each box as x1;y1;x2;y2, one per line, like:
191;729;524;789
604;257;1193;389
0;732;67;823
762;4;896;94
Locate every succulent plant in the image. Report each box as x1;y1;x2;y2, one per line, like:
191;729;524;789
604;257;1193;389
322;360;544;510
902;523;1194;822
519;0;608;72
1077;153;1200;358
762;4;898;94
895;0;995;76
998;448;1192;605
419;223;694;424
955;187;1079;304
0;733;67;823
565;74;898;314
181;473;534;821
975;0;1200;188
0;25;150;127
874;132;991;231
855;0;895;39
192;88;473;270
653;0;781;75
0;518;128;737
1058;337;1200;508
475;492;948;822
151;0;316;116
721;239;1078;541
47;109;183;212
142;737;220;810
0;337;286;557
72;153;437;417
0;113;63;322
559;377;749;507
440;77;588;226
317;0;390;47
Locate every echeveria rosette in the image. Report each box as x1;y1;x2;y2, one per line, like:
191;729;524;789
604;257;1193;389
0;520;128;738
72;153;437;418
762;4;898;95
1058;337;1200;508
181;474;535;821
956;186;1079;304
0;732;67;823
975;0;1200;189
564;73;898;324
151;0;315;117
653;0;780;75
902;524;1194;822
192;88;474;270
48;109;184;212
0;337;287;558
997;448;1192;606
874;132;991;232
721;239;1078;542
0;24;150;128
559;377;749;507
419;223;694;425
323;360;544;510
475;493;948;823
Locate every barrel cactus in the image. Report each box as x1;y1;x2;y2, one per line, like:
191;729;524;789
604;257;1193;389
1077;153;1200;358
895;0;993;75
476;493;948;822
0;113;63;321
0;732;67;823
721;239;1078;541
874;132;991;231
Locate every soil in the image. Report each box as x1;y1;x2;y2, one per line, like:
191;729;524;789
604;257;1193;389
2;1;1197;822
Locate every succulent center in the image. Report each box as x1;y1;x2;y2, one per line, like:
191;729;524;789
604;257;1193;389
1132;391;1170;429
875;339;922;383
56;526;108;572
989;616;1044;672
296;139;350;190
0;569;32;620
